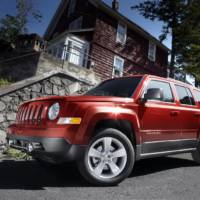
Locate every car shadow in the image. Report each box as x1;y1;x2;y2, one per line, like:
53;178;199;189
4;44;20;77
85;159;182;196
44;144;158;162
0;155;198;190
131;155;198;177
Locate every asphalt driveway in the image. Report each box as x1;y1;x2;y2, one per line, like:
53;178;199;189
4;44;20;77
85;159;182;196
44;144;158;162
0;153;199;200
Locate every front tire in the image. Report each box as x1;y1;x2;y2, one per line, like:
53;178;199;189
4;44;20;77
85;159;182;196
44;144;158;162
77;128;135;186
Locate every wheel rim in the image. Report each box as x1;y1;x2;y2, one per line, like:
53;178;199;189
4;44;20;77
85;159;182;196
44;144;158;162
87;137;127;179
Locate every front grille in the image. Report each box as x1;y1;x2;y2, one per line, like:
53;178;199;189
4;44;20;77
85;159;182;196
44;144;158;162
16;104;45;125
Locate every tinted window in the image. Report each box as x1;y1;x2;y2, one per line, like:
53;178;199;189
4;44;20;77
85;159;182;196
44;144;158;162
175;85;195;105
145;80;174;102
186;88;195;105
195;90;200;103
85;77;142;97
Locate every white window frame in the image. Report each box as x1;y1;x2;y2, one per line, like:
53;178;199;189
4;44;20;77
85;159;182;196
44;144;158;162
148;41;156;62
116;22;127;44
65;36;89;67
113;56;125;77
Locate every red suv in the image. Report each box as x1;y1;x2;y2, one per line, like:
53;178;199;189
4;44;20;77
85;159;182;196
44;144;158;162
7;75;200;186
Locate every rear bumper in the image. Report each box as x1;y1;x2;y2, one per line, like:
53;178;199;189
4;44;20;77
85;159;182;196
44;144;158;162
7;134;87;163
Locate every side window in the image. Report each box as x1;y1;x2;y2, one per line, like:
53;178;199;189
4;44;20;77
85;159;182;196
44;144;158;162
186;88;195;105
175;85;195;105
144;80;174;102
194;90;200;104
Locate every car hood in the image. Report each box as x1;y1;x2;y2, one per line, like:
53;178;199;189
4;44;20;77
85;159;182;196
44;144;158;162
26;95;134;103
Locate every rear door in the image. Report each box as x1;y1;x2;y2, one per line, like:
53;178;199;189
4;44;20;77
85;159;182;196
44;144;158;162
139;79;182;154
174;85;200;144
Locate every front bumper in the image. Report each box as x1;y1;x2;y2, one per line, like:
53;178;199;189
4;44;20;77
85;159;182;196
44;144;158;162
7;134;87;163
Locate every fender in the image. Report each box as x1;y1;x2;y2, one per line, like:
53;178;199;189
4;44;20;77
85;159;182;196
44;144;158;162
74;105;141;145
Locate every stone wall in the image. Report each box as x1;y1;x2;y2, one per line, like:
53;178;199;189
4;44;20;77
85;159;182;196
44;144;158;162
0;69;92;144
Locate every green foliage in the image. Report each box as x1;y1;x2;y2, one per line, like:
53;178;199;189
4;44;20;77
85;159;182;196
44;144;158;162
3;147;32;160
0;0;42;43
0;15;21;44
132;1;189;42
176;0;200;82
0;78;12;87
132;0;200;80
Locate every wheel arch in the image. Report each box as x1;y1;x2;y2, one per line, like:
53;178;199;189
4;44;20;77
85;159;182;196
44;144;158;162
92;119;137;147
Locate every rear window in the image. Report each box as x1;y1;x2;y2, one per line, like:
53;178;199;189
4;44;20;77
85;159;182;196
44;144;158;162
175;85;195;105
85;77;142;97
194;90;200;104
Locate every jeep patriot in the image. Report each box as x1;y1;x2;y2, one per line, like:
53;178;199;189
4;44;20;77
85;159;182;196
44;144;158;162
7;75;200;185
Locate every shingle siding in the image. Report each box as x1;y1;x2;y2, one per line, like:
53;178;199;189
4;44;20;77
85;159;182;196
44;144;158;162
90;9;168;80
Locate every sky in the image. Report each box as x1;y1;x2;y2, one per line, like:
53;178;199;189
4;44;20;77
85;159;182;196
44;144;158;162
0;0;171;49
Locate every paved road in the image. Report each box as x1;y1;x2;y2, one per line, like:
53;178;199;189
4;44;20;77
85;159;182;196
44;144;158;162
0;153;200;200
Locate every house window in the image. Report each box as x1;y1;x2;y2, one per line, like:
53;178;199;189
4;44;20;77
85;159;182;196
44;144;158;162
116;22;127;44
68;16;83;30
57;43;64;59
68;0;77;16
53;47;58;57
65;36;89;67
113;56;124;77
148;41;156;62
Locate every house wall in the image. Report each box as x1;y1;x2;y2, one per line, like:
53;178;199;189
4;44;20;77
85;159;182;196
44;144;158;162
45;0;169;81
90;9;168;80
47;0;96;41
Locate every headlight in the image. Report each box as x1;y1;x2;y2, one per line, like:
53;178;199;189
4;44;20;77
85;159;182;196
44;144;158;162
48;102;60;120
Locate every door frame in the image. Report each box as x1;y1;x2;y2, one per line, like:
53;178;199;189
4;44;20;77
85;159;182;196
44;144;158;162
137;78;196;154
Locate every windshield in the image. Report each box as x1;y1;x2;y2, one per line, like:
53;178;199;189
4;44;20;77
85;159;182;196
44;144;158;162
85;77;142;97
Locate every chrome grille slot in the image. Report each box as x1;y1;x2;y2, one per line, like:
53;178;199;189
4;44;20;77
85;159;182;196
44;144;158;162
37;105;43;124
32;105;38;124
25;105;30;122
27;106;33;124
22;106;28;123
29;106;34;124
19;105;26;123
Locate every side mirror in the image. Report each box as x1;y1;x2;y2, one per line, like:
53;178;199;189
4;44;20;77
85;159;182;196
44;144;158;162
142;88;163;103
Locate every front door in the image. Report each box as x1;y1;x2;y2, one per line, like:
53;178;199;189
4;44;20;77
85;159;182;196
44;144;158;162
138;79;182;154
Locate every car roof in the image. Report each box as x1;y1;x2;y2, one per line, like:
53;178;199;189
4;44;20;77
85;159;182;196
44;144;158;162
109;74;199;91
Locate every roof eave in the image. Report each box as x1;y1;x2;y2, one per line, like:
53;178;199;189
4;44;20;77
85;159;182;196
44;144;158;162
44;0;69;40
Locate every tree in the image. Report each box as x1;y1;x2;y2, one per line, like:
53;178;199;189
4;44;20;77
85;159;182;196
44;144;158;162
0;0;42;44
176;0;200;83
132;0;192;78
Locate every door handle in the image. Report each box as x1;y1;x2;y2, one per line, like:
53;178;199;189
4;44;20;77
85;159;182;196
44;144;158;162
170;111;180;116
